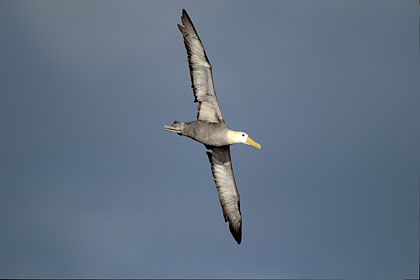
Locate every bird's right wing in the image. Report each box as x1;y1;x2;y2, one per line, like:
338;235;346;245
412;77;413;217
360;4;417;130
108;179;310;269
206;146;242;244
178;9;224;123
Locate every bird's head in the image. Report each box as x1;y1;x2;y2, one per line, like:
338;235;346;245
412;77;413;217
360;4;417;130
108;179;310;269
228;131;261;149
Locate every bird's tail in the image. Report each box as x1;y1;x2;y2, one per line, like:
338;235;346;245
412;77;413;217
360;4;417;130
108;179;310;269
163;121;183;135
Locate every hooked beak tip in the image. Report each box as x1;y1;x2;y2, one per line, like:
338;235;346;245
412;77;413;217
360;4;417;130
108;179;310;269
246;137;261;150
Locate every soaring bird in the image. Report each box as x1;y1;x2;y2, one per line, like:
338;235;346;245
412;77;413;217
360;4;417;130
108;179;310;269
164;9;261;244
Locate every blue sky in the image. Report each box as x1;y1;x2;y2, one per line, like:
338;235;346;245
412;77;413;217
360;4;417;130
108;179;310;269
0;1;419;279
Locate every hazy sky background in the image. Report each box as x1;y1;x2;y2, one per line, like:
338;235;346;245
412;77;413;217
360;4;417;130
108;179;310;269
0;1;419;279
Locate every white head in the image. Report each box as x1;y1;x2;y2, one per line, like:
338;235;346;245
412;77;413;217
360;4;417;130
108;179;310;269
228;131;261;149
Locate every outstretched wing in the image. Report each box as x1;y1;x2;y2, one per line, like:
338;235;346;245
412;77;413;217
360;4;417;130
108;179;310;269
206;146;242;244
178;9;224;123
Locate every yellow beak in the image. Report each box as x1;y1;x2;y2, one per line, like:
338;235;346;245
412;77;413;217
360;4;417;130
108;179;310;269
246;137;261;149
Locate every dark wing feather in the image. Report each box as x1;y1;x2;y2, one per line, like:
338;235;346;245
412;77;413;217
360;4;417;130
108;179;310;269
206;146;242;244
178;9;224;123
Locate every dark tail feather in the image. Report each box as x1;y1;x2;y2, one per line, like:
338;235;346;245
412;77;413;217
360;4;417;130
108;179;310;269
164;125;181;133
163;121;183;134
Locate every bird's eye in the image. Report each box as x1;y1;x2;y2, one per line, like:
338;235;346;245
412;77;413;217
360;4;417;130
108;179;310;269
242;134;245;137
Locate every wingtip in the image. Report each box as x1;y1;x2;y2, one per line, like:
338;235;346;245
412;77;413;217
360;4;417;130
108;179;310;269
181;9;189;17
229;222;242;244
230;225;242;244
180;9;192;25
178;9;189;32
181;9;187;21
177;24;184;33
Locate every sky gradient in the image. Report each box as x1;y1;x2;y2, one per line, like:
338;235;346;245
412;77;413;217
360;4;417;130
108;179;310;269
0;1;419;279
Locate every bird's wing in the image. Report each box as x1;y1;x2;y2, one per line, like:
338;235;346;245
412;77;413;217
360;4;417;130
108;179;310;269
206;146;242;244
178;9;224;123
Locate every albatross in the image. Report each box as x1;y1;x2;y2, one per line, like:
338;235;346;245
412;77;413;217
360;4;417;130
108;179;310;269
164;9;261;244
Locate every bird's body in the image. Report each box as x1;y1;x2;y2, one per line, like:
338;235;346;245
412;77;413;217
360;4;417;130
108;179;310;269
164;10;260;244
165;121;232;147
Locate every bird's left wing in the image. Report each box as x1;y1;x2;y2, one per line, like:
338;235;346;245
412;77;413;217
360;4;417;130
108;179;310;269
206;146;242;244
178;9;224;123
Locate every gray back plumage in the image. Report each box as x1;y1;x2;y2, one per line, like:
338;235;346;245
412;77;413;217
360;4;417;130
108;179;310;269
181;121;229;147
